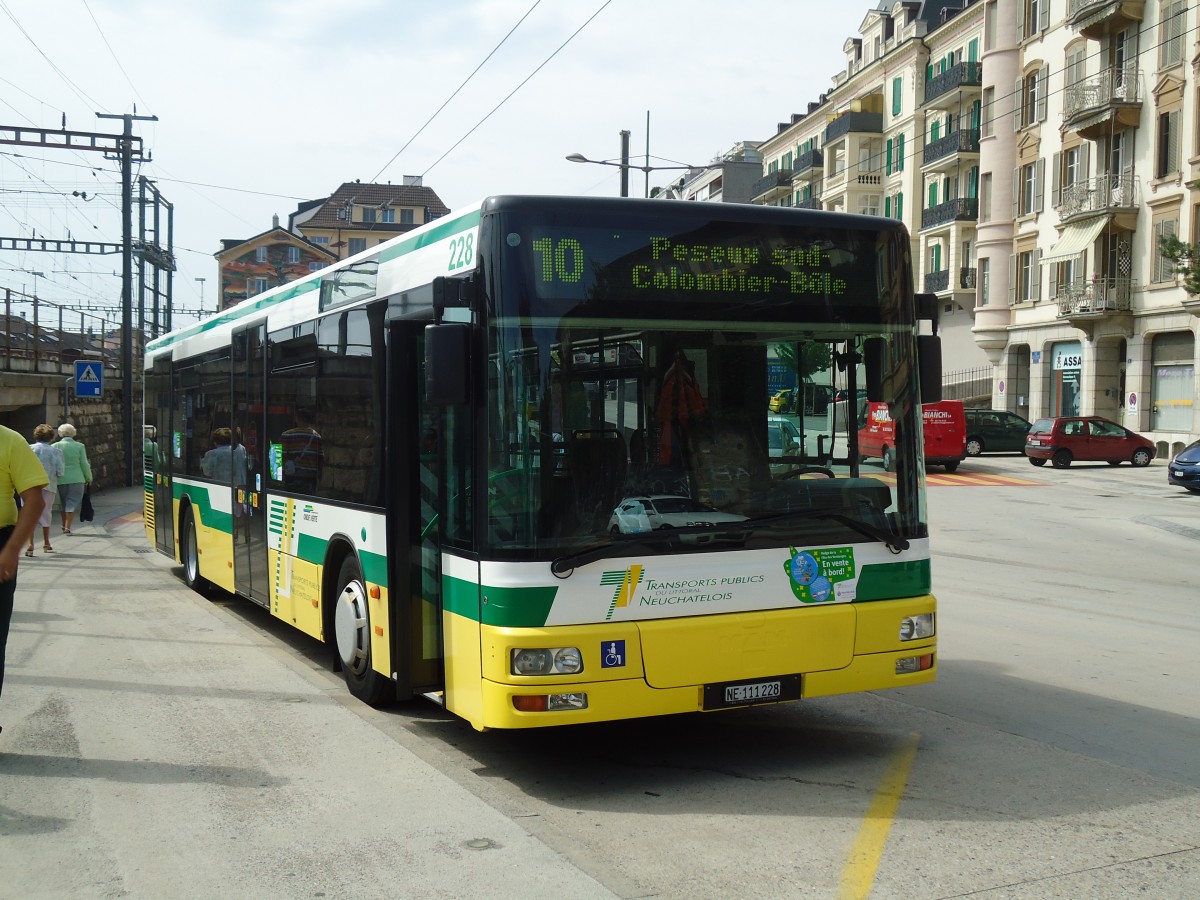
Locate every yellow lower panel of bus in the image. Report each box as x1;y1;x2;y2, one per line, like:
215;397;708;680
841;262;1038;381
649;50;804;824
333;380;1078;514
469;598;936;730
444;611;485;730
268;552;323;640
188;502;235;594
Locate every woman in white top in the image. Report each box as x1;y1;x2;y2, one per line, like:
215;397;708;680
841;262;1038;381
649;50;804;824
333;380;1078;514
27;424;65;555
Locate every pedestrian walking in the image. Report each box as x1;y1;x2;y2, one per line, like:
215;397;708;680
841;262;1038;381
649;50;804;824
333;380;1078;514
26;424;65;556
52;423;93;535
1;423;49;733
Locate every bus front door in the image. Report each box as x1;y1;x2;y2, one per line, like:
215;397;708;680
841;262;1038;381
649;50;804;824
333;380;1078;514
388;321;443;697
233;324;269;606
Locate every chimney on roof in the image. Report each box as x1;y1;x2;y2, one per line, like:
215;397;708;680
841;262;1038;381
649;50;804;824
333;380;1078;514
402;175;423;187
272;214;280;229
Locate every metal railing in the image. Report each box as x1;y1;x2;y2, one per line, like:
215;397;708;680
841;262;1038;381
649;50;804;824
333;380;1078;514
752;169;793;199
1055;276;1135;316
824;111;883;143
1056;174;1139;219
1062;66;1141;119
942;366;992;401
923;128;981;166
794;148;823;175
924;270;950;292
2;289;121;376
924;61;984;105
921;197;978;229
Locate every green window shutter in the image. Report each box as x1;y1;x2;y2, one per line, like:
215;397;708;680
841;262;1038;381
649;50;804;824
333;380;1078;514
892;76;902;116
886;138;893;175
929;182;938;208
885;195;892;217
931;120;941;142
896;192;903;220
933;244;942;271
968;38;979;63
897;133;905;171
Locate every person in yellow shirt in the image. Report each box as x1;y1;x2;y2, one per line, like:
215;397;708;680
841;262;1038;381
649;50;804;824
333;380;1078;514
1;424;49;733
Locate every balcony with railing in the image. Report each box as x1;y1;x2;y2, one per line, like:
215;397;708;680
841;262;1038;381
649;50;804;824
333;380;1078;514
921;197;978;230
922;127;981;169
751;168;793;203
1056;276;1135;323
923;267;978;294
1062;67;1142;139
796;196;823;210
793;148;823;178
924;61;983;107
1056;174;1139;225
824;111;883;143
1067;0;1145;39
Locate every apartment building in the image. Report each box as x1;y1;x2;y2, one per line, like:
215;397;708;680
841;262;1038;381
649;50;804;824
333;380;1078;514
977;0;1197;455
752;1;992;375
748;0;1197;452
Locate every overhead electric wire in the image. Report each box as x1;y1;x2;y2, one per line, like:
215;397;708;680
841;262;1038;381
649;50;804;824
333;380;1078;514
82;0;151;115
369;0;543;183
421;0;614;178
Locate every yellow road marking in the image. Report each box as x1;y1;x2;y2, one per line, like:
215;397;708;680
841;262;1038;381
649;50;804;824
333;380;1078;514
838;732;920;900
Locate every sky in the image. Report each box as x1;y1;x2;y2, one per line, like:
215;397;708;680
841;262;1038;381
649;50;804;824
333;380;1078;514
1;0;872;329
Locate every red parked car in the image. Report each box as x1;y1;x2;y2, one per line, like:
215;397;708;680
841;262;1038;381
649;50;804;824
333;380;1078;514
1024;416;1155;468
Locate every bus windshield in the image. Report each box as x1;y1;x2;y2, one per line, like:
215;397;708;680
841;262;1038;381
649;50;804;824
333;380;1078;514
485;323;923;557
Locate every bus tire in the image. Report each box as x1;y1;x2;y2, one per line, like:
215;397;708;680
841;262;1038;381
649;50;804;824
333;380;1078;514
881;446;895;472
333;556;391;707
181;508;211;595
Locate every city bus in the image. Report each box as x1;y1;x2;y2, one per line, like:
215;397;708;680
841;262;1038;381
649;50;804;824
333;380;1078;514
143;195;939;731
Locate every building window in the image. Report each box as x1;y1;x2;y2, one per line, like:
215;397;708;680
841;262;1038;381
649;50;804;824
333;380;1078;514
1016;249;1041;302
380;208;395;223
1019;0;1048;40
311;236;330;245
348;237;367;256
1156;110;1180;178
1151;330;1195;430
1160;0;1186;69
247;277;269;296
308;261;325;273
978;257;990;306
979;172;992;222
859;194;881;216
1014;160;1044;217
400;209;415;225
982;87;995;137
361;207;376;223
255;247;267;263
892;76;903;116
1017;67;1048;129
287;246;300;264
1153;218;1179;282
1065;46;1086;88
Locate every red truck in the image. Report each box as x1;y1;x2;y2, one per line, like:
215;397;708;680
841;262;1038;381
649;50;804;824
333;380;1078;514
858;400;967;472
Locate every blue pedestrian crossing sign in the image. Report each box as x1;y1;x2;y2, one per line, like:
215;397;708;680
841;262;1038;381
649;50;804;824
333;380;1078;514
75;361;104;398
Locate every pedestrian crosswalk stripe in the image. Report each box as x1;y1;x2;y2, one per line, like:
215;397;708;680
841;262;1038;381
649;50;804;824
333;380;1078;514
852;471;1045;487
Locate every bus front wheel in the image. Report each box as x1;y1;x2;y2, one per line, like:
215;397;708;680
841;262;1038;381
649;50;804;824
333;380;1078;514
181;508;211;594
333;556;390;707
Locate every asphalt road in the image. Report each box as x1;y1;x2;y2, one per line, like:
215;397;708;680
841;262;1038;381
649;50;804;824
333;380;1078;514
2;457;1197;899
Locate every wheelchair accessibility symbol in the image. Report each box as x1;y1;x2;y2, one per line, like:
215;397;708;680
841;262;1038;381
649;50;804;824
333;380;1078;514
601;640;626;669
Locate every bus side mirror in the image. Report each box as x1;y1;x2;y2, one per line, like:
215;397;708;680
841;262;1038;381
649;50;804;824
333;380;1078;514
425;324;469;406
918;334;942;403
863;337;885;402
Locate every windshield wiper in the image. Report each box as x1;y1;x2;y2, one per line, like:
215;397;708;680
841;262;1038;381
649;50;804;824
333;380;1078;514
731;510;910;554
550;525;733;577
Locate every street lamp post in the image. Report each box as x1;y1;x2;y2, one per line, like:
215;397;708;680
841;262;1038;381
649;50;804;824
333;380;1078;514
567;133;714;199
195;277;206;315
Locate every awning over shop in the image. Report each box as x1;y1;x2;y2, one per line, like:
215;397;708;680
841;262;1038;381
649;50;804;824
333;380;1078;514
1040;217;1108;264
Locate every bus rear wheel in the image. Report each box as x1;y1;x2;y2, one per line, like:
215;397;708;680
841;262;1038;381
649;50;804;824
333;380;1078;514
181;508;211;594
333;556;390;707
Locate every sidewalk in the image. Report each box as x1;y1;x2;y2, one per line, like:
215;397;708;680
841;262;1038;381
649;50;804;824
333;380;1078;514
1;487;615;899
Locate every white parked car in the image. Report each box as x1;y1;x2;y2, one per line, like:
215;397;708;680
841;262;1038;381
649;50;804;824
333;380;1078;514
609;495;747;539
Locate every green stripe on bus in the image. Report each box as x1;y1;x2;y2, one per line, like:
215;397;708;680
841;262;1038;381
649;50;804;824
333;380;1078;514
377;209;481;264
855;559;931;600
174;483;232;533
146;280;319;353
479;583;559;627
443;575;479;621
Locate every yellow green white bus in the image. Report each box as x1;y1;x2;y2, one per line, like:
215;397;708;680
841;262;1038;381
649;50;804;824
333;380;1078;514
143;195;938;730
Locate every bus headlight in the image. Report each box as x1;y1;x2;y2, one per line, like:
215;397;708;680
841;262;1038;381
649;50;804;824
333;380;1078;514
899;613;935;641
511;647;584;676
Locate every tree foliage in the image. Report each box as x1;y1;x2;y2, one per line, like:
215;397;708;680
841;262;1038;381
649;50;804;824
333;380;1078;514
1157;234;1200;295
774;341;833;381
